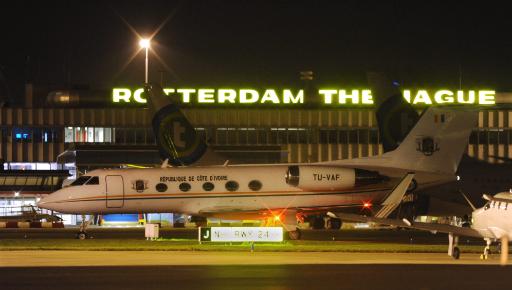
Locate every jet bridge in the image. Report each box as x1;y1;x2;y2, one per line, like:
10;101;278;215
0;169;70;195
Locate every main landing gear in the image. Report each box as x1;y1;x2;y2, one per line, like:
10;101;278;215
309;215;342;230
280;210;302;240
77;214;91;240
287;228;302;240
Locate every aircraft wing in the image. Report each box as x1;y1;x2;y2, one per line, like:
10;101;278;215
199;173;416;219
327;212;483;238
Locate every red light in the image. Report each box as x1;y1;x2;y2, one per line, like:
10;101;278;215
363;202;372;208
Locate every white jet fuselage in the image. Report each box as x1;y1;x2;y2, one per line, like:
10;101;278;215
38;164;449;218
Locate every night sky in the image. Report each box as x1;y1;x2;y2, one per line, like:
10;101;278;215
2;0;512;101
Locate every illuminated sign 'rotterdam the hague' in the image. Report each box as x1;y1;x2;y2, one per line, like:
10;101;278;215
112;88;496;105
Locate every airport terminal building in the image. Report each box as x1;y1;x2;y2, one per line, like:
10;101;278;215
1;85;512;224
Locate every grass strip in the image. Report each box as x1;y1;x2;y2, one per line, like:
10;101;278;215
0;239;485;253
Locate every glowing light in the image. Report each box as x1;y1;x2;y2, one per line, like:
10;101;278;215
200;227;283;242
111;88;496;105
479;90;496;105
274;215;281;222
112;88;132;103
456;175;461;181
139;38;150;49
14;191;20;197
363;202;372;209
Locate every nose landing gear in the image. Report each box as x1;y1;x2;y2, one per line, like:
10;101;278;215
448;233;460;260
77;214;91;240
480;239;492;260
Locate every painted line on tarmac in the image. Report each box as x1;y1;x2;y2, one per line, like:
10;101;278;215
0;251;508;267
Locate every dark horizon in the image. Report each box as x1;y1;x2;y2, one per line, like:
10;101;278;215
2;0;512;101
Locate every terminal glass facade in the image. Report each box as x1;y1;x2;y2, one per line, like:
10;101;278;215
1;107;512;164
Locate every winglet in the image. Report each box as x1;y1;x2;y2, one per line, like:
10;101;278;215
375;173;415;218
161;158;169;168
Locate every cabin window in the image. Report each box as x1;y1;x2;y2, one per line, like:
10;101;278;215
156;183;167;192
203;182;215;191
86;176;99;185
484;202;491;210
135;180;146;192
225;181;239;192
179;182;192;192
71;176;91;186
248;180;262;191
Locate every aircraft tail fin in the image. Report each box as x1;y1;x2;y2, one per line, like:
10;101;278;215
384;107;477;174
144;83;207;166
367;72;419;152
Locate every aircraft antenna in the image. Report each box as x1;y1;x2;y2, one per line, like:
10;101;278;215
459;190;476;210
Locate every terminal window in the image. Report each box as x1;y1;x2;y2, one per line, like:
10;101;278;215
65;127;112;143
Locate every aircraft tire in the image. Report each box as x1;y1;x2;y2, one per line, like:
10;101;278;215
77;232;87;240
287;228;302;240
311;216;325;230
327;218;342;230
452;247;460;260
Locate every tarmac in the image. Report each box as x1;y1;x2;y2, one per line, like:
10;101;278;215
0;229;508;290
1;252;510;290
0;250;508;267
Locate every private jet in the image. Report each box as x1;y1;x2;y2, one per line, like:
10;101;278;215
37;79;478;239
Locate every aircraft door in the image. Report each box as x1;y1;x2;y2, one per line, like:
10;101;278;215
105;175;124;208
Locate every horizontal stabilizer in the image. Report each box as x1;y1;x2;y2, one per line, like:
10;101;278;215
327;212;482;238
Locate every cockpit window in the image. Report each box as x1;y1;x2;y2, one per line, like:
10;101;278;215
86;176;99;185
71;176;91;186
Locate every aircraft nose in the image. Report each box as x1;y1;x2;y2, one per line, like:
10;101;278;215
36;195;52;209
36;194;61;211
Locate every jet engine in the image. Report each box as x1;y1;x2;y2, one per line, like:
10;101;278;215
285;165;386;190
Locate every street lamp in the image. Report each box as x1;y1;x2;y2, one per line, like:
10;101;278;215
139;38;151;84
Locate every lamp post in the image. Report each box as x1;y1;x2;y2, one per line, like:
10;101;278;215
139;38;151;84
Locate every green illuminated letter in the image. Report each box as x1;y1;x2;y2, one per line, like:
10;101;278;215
338;90;359;104
163;88;175;95
177;89;196;103
218;89;237;103
403;90;412;103
434;90;454;103
361;90;374;104
412;90;433;104
283;90;304;104
260;90;280;104
133;89;147;103
198;89;215;103
112;88;132;103
456;91;475;104
239;89;259;103
478;90;495;105
319;90;337;104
